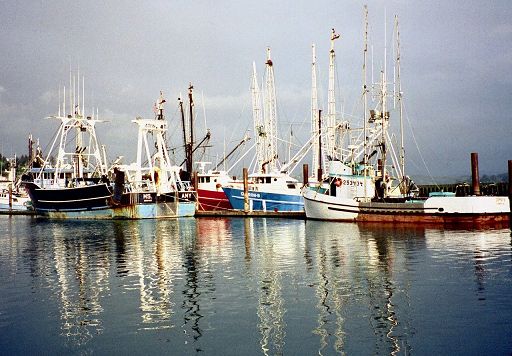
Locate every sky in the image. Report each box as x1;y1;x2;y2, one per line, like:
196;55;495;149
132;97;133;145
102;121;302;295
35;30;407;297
1;0;511;180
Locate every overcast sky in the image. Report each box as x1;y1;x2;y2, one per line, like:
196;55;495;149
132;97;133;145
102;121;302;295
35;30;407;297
1;1;511;179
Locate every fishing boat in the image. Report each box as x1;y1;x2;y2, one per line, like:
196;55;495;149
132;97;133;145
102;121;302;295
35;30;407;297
222;49;311;213
24;76;195;219
195;162;234;211
303;11;510;226
22;74;113;217
195;133;252;211
110;91;197;218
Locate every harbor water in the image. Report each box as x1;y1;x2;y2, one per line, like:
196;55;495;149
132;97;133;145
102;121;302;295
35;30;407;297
1;216;511;355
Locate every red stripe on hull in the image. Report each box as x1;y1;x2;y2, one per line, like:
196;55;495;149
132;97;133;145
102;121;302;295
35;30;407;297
197;189;232;211
354;212;510;229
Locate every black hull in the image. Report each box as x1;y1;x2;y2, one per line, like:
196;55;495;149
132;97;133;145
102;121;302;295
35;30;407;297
24;182;113;212
24;182;197;218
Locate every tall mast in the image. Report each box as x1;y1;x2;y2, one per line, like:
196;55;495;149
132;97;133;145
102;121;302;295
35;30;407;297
327;28;340;161
363;5;369;197
311;44;320;180
395;15;405;188
264;47;278;172
251;62;265;172
188;83;194;175
178;95;188;168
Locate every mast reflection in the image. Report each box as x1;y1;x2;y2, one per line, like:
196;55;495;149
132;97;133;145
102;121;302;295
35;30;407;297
245;218;289;355
306;221;355;354
181;220;203;347
45;221;111;346
360;224;424;356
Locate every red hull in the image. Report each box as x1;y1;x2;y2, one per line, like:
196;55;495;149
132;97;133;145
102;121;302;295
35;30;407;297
197;188;232;211
325;211;510;229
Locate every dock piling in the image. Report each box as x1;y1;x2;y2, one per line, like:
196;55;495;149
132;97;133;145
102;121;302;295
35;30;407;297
193;171;198;192
303;164;309;187
8;183;12;211
471;152;481;196
243;168;249;212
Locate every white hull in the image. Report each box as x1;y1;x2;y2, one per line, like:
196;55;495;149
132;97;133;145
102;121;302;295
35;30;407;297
303;188;510;225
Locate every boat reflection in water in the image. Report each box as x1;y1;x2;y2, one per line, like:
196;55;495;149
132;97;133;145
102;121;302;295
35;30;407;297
243;218;292;355
305;221;423;355
5;216;511;355
38;220;112;347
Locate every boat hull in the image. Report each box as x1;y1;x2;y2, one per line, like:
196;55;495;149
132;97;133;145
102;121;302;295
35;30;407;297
25;182;196;219
222;186;303;212
303;188;510;227
197;188;232;211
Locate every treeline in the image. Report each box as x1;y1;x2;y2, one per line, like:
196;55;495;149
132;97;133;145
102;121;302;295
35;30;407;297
0;154;31;171
480;173;508;183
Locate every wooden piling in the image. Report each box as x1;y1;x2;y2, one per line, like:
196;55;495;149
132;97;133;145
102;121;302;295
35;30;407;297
303;164;309;186
8;183;12;211
193;171;198;192
243;168;249;212
471;152;481;196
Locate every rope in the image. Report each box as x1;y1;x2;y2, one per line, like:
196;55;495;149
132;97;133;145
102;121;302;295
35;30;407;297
403;103;440;189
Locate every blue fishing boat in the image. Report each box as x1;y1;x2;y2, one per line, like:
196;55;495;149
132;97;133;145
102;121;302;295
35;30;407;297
222;172;303;212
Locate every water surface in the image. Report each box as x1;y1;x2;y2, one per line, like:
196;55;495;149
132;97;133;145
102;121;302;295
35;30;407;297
0;216;511;355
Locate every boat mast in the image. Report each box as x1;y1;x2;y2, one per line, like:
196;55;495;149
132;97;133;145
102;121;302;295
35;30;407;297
327;29;340;161
251;62;265;173
379;15;389;195
395;15;405;191
178;95;188;170
311;44;320;180
187;83;194;176
264;47;278;173
363;5;369;198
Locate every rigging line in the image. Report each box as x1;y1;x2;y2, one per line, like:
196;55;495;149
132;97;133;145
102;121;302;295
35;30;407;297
402;102;440;189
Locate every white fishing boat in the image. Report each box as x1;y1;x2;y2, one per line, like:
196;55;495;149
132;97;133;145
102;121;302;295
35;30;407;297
303;10;510;227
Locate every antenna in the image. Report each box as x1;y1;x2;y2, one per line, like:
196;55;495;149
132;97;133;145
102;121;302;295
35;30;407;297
363;5;369;198
82;75;85;118
58;86;61;117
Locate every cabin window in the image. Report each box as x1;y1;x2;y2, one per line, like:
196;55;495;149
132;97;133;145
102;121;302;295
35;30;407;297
287;184;296;189
267;177;272;183
206;177;210;183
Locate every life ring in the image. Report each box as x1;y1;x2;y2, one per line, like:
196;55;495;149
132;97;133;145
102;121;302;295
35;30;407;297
335;178;342;187
216;183;222;190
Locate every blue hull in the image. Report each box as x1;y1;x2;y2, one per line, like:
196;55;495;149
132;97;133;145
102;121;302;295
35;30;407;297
222;187;303;212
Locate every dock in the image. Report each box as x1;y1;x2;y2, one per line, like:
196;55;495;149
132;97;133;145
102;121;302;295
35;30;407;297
195;209;305;219
0;210;36;216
